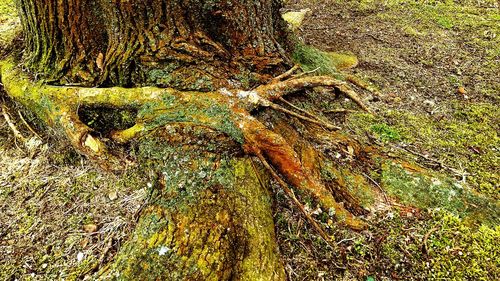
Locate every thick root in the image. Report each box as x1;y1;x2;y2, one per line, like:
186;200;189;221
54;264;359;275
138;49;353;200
1;58;368;232
239;115;367;231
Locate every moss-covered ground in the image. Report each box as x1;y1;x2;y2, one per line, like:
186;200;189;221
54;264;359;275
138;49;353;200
1;0;499;280
278;0;499;279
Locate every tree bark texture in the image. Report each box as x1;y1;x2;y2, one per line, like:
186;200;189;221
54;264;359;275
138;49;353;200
18;0;291;90
98;125;285;280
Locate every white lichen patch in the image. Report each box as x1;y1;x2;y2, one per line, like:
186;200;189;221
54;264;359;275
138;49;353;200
158;246;171;256
219;88;234;97
237;90;261;104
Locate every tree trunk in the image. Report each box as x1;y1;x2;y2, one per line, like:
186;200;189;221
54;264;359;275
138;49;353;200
4;0;373;279
18;0;291;89
98;125;285;280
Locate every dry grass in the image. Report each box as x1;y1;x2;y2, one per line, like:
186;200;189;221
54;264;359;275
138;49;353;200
0;102;148;280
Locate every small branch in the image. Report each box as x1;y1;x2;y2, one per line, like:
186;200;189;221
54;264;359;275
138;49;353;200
279;97;319;120
362;172;389;203
397;145;469;182
273;64;301;81
18;111;42;139
324;109;357;114
290;67;321;79
422;227;439;255
346;75;381;97
266;101;341;131
1;105;26;142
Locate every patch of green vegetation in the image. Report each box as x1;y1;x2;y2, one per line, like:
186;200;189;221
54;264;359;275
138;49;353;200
370;123;402;142
381;161;499;225
424;210;500;280
368;209;499;280
349;102;499;198
0;0;20;50
0;0;16;23
292;43;343;78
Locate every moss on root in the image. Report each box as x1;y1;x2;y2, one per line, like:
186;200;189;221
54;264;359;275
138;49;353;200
99;127;284;280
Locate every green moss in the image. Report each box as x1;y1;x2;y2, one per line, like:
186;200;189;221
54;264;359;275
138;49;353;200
381;161;499;225
370;123;402;142
348;102;499;198
425;210;500;280
292;43;343;78
0;0;20;54
369;208;499;280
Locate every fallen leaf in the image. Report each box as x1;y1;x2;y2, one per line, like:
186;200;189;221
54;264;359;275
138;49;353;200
347;145;355;156
77;252;85;262
457;86;467;95
83;224;98;233
96;52;104;71
108;191;118;201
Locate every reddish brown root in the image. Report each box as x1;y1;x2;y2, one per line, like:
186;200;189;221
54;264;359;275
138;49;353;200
239;114;367;231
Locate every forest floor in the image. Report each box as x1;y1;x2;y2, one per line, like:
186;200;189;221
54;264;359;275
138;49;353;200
1;0;499;280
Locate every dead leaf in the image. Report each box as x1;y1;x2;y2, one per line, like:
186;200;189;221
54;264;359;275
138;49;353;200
96;52;104;71
108;191;118;201
83;224;98;233
347;145;355;156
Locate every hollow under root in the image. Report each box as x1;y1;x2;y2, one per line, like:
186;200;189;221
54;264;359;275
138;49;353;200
1;58;369;231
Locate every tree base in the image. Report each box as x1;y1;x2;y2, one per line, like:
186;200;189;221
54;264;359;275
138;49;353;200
1;58;378;278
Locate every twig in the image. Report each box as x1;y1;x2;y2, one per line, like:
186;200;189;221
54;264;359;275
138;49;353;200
336;237;356;245
324;109;357;114
18;111;42;139
290;67;321;79
255;152;334;248
279;97;318;120
362;172;389;203
273;64;301;81
1;104;26;142
266;101;341;130
397;145;469;182
422;227;439;255
346;75;381;97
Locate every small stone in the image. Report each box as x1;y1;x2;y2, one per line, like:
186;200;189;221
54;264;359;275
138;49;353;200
158;246;171;256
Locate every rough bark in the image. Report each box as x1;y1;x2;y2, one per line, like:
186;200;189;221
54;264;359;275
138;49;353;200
97;125;285;280
18;0;291;89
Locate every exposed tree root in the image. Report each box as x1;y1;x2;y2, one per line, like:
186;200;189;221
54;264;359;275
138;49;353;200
1;58;370;233
254;152;333;245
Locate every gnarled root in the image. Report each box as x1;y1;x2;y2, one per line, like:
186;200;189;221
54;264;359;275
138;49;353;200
239;115;367;232
1;59;369;235
254;75;372;113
